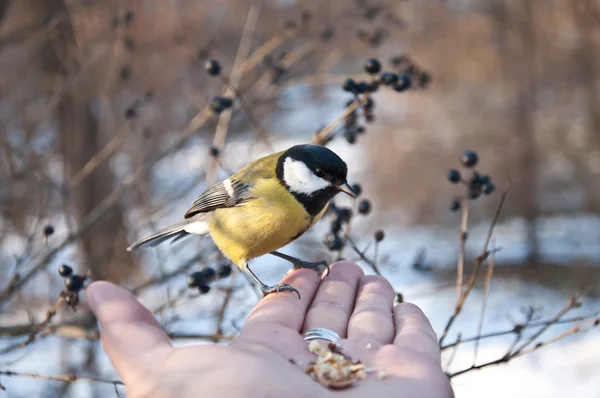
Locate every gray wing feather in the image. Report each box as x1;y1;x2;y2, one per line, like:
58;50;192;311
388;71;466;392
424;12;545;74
127;214;208;251
184;179;252;218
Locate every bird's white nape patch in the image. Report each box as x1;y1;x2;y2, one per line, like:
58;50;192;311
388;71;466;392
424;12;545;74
283;157;330;195
184;221;209;235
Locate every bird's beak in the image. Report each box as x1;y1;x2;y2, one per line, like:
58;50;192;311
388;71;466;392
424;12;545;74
337;181;357;197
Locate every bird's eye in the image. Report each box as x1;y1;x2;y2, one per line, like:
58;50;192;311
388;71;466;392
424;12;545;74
314;168;325;178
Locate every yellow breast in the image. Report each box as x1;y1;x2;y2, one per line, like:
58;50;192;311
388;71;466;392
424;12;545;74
207;179;328;268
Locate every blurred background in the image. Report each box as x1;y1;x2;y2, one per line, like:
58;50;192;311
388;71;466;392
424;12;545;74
1;0;599;397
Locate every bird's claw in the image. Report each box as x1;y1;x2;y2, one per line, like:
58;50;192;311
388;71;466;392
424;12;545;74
292;260;330;276
260;283;301;300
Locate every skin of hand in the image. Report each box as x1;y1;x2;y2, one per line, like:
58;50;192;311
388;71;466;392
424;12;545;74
87;261;454;398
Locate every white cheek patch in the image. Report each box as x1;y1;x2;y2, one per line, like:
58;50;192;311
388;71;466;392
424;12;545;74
283;157;330;195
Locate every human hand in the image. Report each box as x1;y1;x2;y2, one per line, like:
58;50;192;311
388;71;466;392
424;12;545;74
87;261;453;398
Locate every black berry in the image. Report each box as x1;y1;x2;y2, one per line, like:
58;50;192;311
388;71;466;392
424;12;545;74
380;72;398;86
461;150;479;168
217;264;232;278
393;74;411;92
65;275;84;292
125;105;137;119
450;200;461;212
119;65;132;81
323;234;344;251
144;90;154;102
123;36;135;51
204;59;221;76
356;126;365;134
419;71;432;88
469;189;482;200
200;267;216;281
43;225;55;236
447;169;461;184
345;131;357;144
374;230;385;242
477;174;491;185
365;113;375;123
356;81;369;94
342;78;357;93
330;218;342;234
210;96;233;113
367;81;380;92
336;207;353;223
187;272;204;288
320;26;335;40
301;10;312;23
198;283;211;294
363;97;374;111
364;58;381;74
390;54;409;66
358;199;371;215
350;183;362;197
482;183;495;195
59;264;73;278
124;10;134;26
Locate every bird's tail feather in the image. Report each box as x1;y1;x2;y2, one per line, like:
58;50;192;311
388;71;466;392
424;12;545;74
127;214;209;251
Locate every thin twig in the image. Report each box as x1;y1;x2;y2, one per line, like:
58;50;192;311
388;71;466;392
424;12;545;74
473;238;496;365
206;2;261;187
0;370;122;387
456;199;469;299
22;296;66;348
438;186;509;345
444;333;461;371
347;237;381;275
440;313;600;350
312;94;366;145
511;288;591;356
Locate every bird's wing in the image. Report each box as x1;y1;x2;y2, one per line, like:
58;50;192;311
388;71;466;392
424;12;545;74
184;178;253;218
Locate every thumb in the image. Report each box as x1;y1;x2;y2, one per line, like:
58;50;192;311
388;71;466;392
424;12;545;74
87;281;171;384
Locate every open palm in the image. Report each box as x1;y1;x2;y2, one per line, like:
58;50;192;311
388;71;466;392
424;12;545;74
88;262;453;398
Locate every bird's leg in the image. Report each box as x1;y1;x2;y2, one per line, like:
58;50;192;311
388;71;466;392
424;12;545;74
269;251;330;276
246;264;301;299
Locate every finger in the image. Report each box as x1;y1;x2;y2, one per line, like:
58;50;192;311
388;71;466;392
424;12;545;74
392;303;440;362
301;261;363;338
87;281;171;384
244;268;320;332
346;275;395;348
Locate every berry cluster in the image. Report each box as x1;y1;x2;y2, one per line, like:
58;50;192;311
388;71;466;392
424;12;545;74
203;59;235;114
322;184;376;252
389;55;431;89
187;263;232;294
447;150;496;211
58;265;86;308
338;57;422;145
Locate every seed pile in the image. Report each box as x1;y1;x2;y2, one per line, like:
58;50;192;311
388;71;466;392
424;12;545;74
304;341;367;389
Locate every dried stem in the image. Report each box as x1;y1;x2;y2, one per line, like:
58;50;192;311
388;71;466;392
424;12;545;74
0;369;123;387
439;186;509;345
22;295;66;348
312;94;367;145
206;3;261;186
440;313;599;350
473;239;495;365
456;199;470;300
347;237;381;275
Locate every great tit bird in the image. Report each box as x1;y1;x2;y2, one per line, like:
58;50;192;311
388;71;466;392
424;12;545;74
127;144;356;298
